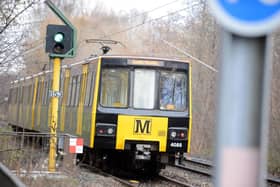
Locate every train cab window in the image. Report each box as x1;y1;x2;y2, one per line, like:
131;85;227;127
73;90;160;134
133;69;156;109
100;68;128;108
159;71;187;111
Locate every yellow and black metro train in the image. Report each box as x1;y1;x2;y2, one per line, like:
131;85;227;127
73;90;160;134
8;56;192;173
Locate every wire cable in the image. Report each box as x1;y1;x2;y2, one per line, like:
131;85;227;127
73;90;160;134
161;39;218;72
102;6;191;39
128;0;181;20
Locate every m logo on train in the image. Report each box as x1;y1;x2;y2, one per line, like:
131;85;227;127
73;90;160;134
134;119;152;134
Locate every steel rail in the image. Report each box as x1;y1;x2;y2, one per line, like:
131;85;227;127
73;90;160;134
266;176;280;185
173;163;212;176
79;164;138;187
158;174;192;187
182;156;280;185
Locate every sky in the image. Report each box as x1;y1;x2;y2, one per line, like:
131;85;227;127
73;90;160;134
88;0;185;18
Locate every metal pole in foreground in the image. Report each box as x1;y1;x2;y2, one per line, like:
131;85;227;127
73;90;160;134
215;33;269;187
48;57;61;172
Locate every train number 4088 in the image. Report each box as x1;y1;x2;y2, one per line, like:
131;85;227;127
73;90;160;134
170;142;183;148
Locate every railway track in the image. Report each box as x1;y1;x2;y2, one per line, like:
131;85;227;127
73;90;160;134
157;174;193;187
176;156;280;186
79;163;140;187
79;163;198;186
174;157;212;176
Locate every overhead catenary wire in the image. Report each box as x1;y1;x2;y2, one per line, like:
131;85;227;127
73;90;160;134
161;39;218;72
17;1;212;73
103;1;216;73
101;6;193;39
133;30;218;73
18;1;192;59
128;0;181;20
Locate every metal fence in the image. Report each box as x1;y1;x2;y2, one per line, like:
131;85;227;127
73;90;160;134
0;131;76;173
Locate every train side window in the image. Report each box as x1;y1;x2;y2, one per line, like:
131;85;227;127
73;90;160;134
26;85;30;105
85;72;92;106
20;87;22;104
40;81;43;104
22;86;25;105
70;76;76;106
44;81;49;105
14;88;17;104
29;84;33;104
28;85;31;104
26;85;29;105
47;80;53;104
13;88;15;104
36;83;39;104
60;77;64;106
67;77;72;106
40;81;44;104
41;81;44;105
26;86;28;104
27;85;30;104
17;87;20;104
8;88;11;104
75;75;81;106
60;76;64;92
8;88;13;104
40;81;45;104
89;72;96;106
22;86;26;105
13;88;16;104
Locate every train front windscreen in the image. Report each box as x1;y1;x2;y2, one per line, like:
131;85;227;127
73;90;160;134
100;67;188;112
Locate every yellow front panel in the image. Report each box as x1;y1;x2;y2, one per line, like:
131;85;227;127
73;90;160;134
116;115;168;152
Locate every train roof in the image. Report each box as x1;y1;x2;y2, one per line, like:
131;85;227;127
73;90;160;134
11;55;190;84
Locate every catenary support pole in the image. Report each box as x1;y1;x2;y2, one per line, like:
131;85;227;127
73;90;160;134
48;57;61;172
215;32;270;187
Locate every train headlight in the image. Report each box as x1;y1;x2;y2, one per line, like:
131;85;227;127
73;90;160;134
171;131;177;138
169;127;188;140
96;123;116;136
107;128;114;135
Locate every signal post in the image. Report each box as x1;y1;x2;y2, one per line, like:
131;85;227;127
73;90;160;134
45;0;76;172
48;58;61;172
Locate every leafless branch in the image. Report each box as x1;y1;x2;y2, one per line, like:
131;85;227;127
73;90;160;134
0;1;35;35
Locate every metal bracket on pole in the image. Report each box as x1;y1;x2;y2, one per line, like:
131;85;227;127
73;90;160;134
45;0;77;58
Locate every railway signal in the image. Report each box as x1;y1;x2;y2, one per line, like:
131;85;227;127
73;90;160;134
45;25;73;55
45;0;77;172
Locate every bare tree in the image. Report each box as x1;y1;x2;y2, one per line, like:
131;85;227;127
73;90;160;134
0;0;39;73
